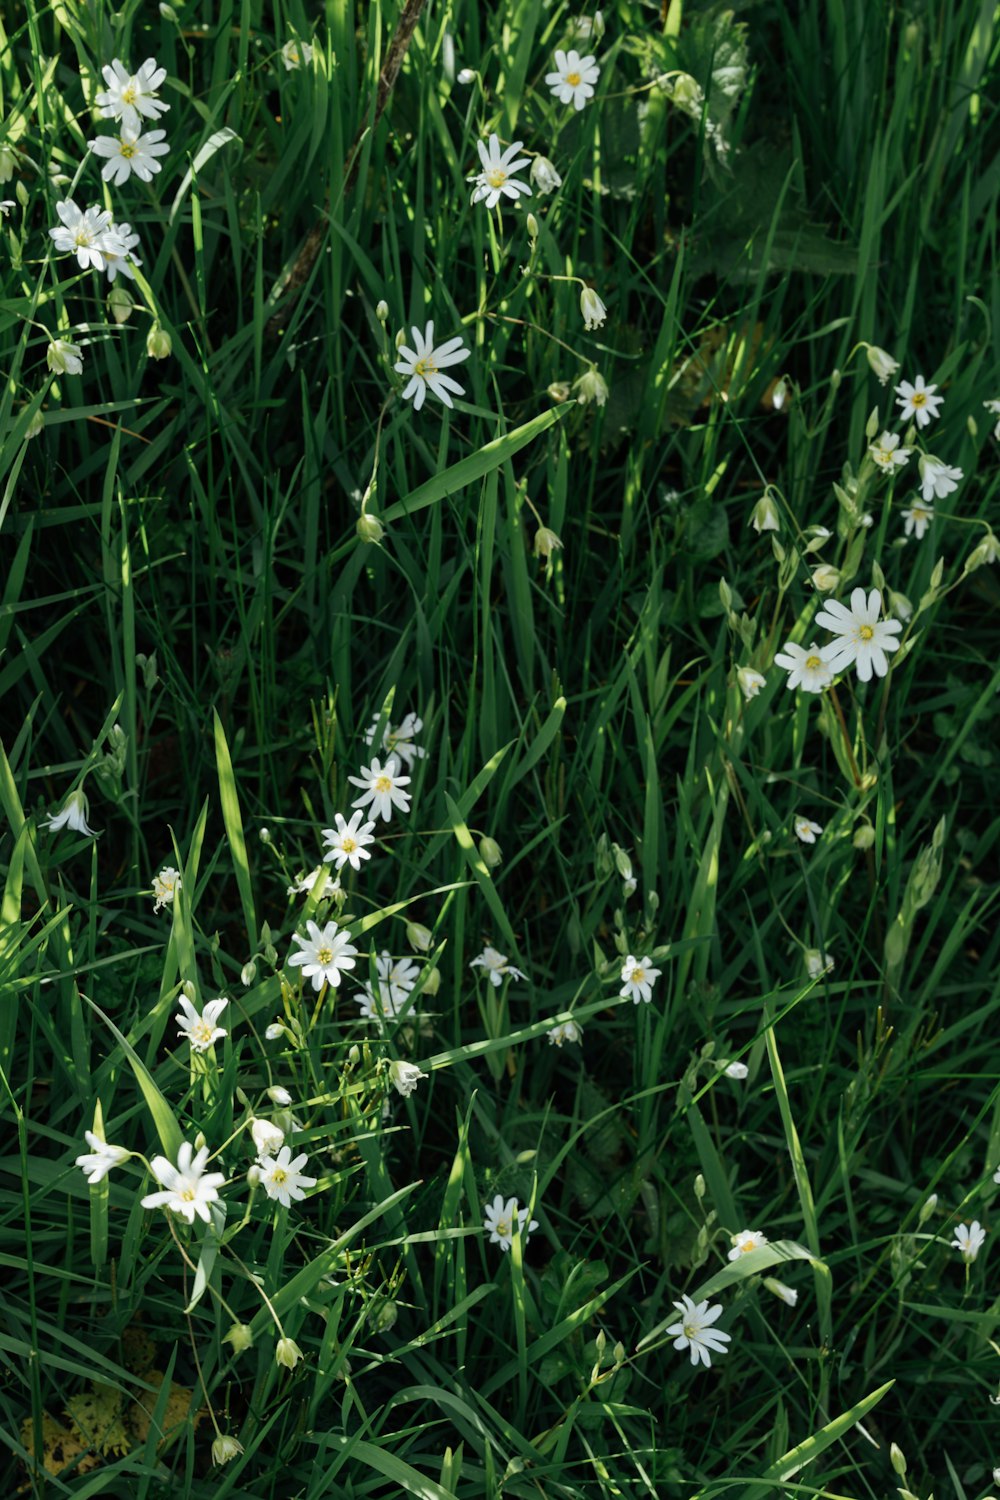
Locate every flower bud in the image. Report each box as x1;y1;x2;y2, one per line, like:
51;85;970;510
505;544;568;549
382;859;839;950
259;826;271;843
395;328;407;350
212;1434;243;1465
574;367;609;407
918;1193;938;1225
223;1322;254;1355
373;1299;399;1332
25;406;44;440
108;287;134;324
246;1164;262;1187
890;1443;907;1477
724;1060;748;1079
964;530;1000;572
580;286;607;331
406;921;433;952
750;493;780;533
526;212;539;241
267;1085;293;1106
853;823;875;850
593;9;605;39
865;406;880;439
693;1173;706;1200
265;1020;285;1040
275;1337;304;1369
811;564;840;591
356;512;384;544
457;67;476;84
146;323;172;360
251;1118;285;1157
763;1277;798;1306
547;380;571;402
530;155;562;194
478;835;503;869
241;961;257;987
182;980;197;1001
830;367;842;390
533;526;562;559
423;965;441;997
375;299;389;322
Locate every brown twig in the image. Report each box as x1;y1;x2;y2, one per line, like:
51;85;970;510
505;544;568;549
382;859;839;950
265;0;428;338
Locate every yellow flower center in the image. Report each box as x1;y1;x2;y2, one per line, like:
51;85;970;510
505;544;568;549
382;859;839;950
120;141;136;158
193;1021;214;1045
272;1168;287;1185
375;775;392;793
413;358;437;379
181;1186;196;1202
122;85;137;105
806;655;822;670
683;1321;698;1339
632;968;645;984
497;1217;510;1236
317;946;334;965
911;390;927;406
341;837;356;853
74;230;92;246
486;167;508;188
859;625;874;641
566;71;581;86
740;1239;756;1253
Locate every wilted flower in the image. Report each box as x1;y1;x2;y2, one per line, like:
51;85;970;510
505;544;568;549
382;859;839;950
580;286;607;330
223;1323;254;1355
146;323;172;359
47;339;83;376
470;946;526;987
804;948;834;979
763;1277;798;1306
737;667;766;702
389;1059;427;1097
250;1118;285;1158
750;493;780;532
530;155;562;194
918;455;962;502
211;1434;243;1466
574;367;608;406
152;866;181;912
534;526;562;559
865;345;900;384
478;835;504;868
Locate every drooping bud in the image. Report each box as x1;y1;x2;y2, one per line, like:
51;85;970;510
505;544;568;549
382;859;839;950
478;835;503;869
356;512;385;544
146;323;172;360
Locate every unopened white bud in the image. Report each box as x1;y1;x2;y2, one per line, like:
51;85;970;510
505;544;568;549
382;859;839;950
375;299;389;322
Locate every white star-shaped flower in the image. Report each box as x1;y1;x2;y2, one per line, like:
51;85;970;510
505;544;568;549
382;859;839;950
728;1228;768;1260
322;809;377;871
48;200;125;272
794;816;823;845
772;642;833;694
394;321;471;412
547;1019;583;1046
175;994;229;1052
376;951;421;1004
288;919;358;991
281;38;314;70
363;710;427;768
102;220;142;283
483;1193;538;1252
76;1131;130;1184
89;126;169;186
469;133;532;210
95;57;170;132
141;1140;226;1224
894;374;943;428
619;954;661;1004
348;756;412;821
545;48;600;110
951;1221;986;1263
665;1294;731;1368
470;946;527;988
901;500;934;539
868;431;910;470
918;456;962;502
814;587;902;683
257;1145;317;1207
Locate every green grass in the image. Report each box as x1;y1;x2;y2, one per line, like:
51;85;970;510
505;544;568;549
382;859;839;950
1;0;1000;1495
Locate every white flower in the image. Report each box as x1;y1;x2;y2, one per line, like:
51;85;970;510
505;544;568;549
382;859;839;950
580;286;607;330
469;133;532;210
406;921;433;952
723;1061;748;1079
257;1145;317;1207
763;1277;798;1306
102;220;142;283
985;399;1000;416
664;1294;732;1368
620;954;661;1004
750;493;780;532
266;1085;293;1106
483;1193;538;1252
363;710;427;768
814;587;903;683
286;865;336;897
42;788;97;836
869;431;910;470
951;1221;986;1263
547;1019;583;1046
737;667;766;702
456;67;477;84
265;1020;286;1041
95;57;170;132
865;346;900;384
530;155;562;194
545;48;600;110
141;1140;226;1224
251;1118;285;1158
89;126;169;186
794;816;823;845
322;810;377;872
901;500;934;539
728;1228;768;1260
394;321;471;412
175;994;229;1052
377;951;421;1004
918;456;962;502
49;199;124;272
0;144;16;182
46;338;83;376
288;919;358;990
281;38;313;70
348;755;412;821
805;948;834;979
574;367;609;406
152;866;181;912
76;1131;130;1184
811;564;840;591
0;199;14;216
212;1434;243;1465
470;946;527;987
895;374;943;428
773;642;833;694
354;979;400;1023
389;1059;427;1097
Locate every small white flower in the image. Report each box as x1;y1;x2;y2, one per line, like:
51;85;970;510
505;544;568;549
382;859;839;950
895;374;943;428
152;866;181;912
469;133;532;210
363;710;427;768
46;339;83;376
574;367;609;406
664;1294;731;1369
869;431;911;470
814;587;903;683
348;755;412;821
580;286;607;331
794;816;823;845
288;919;358;991
763;1277;798;1306
723;1061;748;1080
728;1228;768;1260
545;48;600;110
141;1140;226;1224
918;455;962;503
811;564;840;591
175;994;229;1052
264;1020;286;1041
102;220;142;283
483;1193;538;1252
281;37;314;70
984;399;1000;416
737;666;766;702
0;199;14;216
772;642;833;694
376;951;421;1005
212;1434;243;1465
89;126;170;186
901;500;934;540
322;810;377;871
547;1020;583;1046
805;948;834;979
620;954;661;1004
951;1221;986;1263
530;155;562;194
266;1085;293;1107
456;66;477;84
470;946;527;987
750;493;780;532
95;57;170;132
394;321;471;412
354;979;401;1024
42;788;97;837
258;1145;317;1207
76;1131;130;1184
48;199;124;272
275;1336;304;1369
251;1118;285;1158
865;346;900;384
286;865;335;897
389;1059;427;1097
